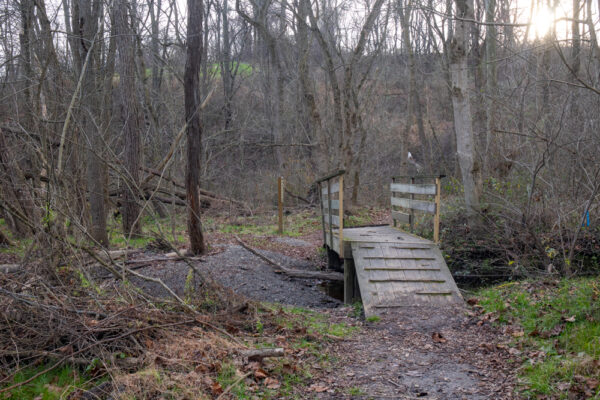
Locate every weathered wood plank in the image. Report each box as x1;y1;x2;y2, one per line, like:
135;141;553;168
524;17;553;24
323;181;340;194
329;181;340;194
323;214;340;227
381;244;408;303
390;183;437;195
369;279;446;283
364;266;441;271
391;197;436;214
323;199;339;210
391;210;410;224
364;255;436;260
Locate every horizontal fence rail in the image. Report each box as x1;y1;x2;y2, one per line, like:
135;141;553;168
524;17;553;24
391;175;443;243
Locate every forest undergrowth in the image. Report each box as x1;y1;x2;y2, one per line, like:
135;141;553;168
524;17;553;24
1;204;599;399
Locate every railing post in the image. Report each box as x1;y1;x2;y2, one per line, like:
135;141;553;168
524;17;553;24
434;176;441;243
409;176;415;232
277;176;284;234
327;179;333;249
318;182;326;245
338;175;344;258
392;177;396;228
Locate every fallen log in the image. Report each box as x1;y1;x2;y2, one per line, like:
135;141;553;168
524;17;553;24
140;167;249;209
234;235;343;282
0;264;22;274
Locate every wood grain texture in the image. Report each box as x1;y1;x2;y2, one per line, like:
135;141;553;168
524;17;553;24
391;197;436;214
390;183;437;195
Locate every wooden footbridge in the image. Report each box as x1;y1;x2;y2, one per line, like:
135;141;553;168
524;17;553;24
316;171;463;317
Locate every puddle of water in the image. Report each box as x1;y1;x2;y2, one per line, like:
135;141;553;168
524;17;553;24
318;280;344;301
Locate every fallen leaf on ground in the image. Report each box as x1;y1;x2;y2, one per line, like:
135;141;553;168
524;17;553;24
211;381;223;395
511;330;524;337
528;329;540;337
479;342;494;351
508;347;522;356
309;384;329;392
540;324;564;338
432;332;447;343
254;368;268;379
562;315;576;323
264;377;280;389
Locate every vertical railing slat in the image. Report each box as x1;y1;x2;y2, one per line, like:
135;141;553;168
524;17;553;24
338;175;344;258
434;177;441;243
327;179;333;249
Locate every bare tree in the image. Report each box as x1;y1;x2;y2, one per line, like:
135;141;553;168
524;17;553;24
450;0;481;224
185;0;206;254
115;0;143;237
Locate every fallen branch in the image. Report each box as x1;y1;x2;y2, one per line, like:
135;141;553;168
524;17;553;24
0;264;22;274
284;187;312;204
234;235;343;282
94;253;204;279
240;347;284;362
141;167;249;209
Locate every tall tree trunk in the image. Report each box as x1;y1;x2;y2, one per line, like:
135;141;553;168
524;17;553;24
185;0;206;255
305;2;343;168
296;0;324;172
399;0;428;171
450;0;481;224
586;0;600;79
77;0;108;245
571;0;580;77
340;0;385;171
115;0;142;237
0;131;36;237
221;0;234;130
484;0;497;173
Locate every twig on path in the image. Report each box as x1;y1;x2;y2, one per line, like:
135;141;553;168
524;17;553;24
234;235;343;282
216;372;252;400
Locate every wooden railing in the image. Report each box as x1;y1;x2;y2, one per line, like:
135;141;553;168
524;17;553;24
390;175;444;243
316;170;345;257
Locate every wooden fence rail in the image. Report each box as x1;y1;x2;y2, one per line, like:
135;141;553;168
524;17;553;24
316;170;345;257
391;175;444;243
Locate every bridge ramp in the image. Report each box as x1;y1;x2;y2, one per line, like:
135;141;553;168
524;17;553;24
348;235;463;316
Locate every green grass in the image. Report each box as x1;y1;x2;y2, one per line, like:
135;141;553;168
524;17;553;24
366;315;381;323
344;209;373;227
208;62;254;78
474;277;600;399
348;386;366;396
1;365;95;400
219;210;321;238
108;215;187;249
265;304;358;339
217;363;250;399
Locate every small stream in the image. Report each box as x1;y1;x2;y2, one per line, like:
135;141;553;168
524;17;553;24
317;280;345;301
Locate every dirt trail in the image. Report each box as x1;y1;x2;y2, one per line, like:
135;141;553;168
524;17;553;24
122;244;341;308
315;306;516;399
118;240;516;399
